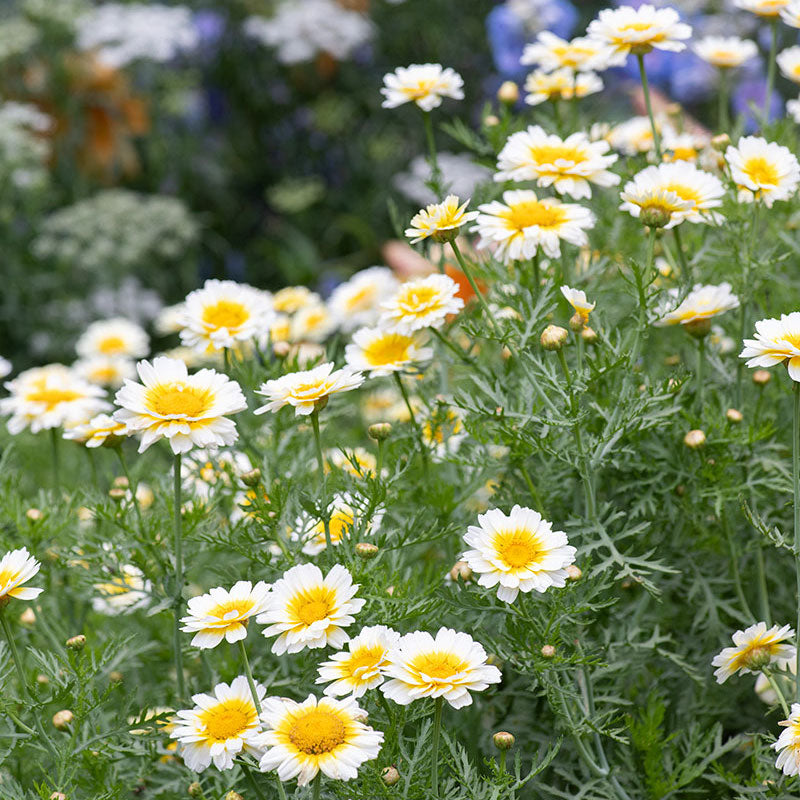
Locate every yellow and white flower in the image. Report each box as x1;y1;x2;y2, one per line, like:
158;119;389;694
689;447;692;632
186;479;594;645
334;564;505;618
521;31;623;72
774;703;800;775
561;285;596;324
781;0;800;25
712;622;795;683
257;563;365;655
1;364;109;434
380;63;464;111
779;46;800;86
741;312;800;380
725;136;800;206
182;448;251;503
155;303;186;336
92;564;151;614
421;405;466;457
405;195;479;244
756;657;796;704
788;97;800;123
63;413;127;448
0;547;43;603
462;505;577;603
289;302;337;343
473;189;595;262
524;68;603;106
254;362;364;417
734;0;789;15
316;625;401;697
344;326;433;377
272;286;320;315
381;627;502;708
179;279;274;355
181;580;271;649
379;274;464;334
170;676;266;772
257;694;383;785
76;318;149;360
495;126;619;200
326;447;377;478
74;355;136;389
113;356;247;454
661;130;708;164
328;267;399;332
292;495;383;556
655;283;739;330
608;115;673;156
693;36;758;69
587;4;691;56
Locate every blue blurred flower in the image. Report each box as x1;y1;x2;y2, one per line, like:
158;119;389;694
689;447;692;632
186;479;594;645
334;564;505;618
733;76;783;131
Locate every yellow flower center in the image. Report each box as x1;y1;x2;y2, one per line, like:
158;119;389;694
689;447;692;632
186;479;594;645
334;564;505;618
90;366;120;383
0;568;18;587
288;709;347;754
398;286;444;317
504;200;568;231
343;646;385;678
200;699;254;742
290;586;336;626
98;335;126;355
743;156;780;186
412;651;469;679
363;333;414;367
494;529;541;569
26;387;83;410
529;144;587;167
345;286;375;311
401;78;438;99
208;598;254;621
619;21;656;33
148;384;211;417
663;182;701;205
202;300;249;331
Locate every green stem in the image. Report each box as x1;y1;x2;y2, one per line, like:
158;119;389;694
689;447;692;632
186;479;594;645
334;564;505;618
764;668;791;717
430;327;491;381
50;428;61;491
737;202;760;408
696;337;705;414
718;68;730;133
532;251;541;292
172;453;186;700
310;410;332;553
393;372;429;475
239;639;261;714
637;53;661;159
422;111;442;195
243;762;269;800
672;225;691;287
376;439;384;478
116;447;143;535
431;697;444;796
519;463;546;514
630;228;657;374
498;750;507;774
312;771;322;800
722;508;755;622
450;240;500;339
794;382;800;704
765;20;778;127
756;542;771;625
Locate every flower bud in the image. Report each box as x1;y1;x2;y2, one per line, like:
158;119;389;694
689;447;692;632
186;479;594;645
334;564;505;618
540;644;556;658
20;607;36;625
52;710;74;730
109;670;124;684
223;793;243;800
752;369;771;386
50;794;67;800
356;542;379;560
640;205;672;229
566;564;582;581
36;673;49;686
541;324;568;351
112;475;129;489
241;468;262;488
711;133;730;152
368;422;392;441
108;487;127;503
497;81;519;105
743;646;772;672
187;783;204;798
685;318;711;338
683;429;706;449
382;765;401;786
580;326;598;345
568;312;585;332
273;340;291;358
66;634;86;651
493;731;515;750
664;354;680;366
484;114;500;127
449;560;473;582
26;508;43;522
726;408;743;424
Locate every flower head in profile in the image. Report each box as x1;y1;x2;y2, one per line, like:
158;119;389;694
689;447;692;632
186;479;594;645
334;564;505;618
734;0;789;16
712;622;795;683
405;195;478;244
316;625;401;697
63;413;127;448
344;326;433;377
328;267;399;332
380;275;464;334
92;564;151;615
76;317;149;360
381;63;463;111
257;694;383;785
774;703;800;775
0;547;43;604
524;68;603;106
381;627;502;708
521;31;623;72
495;127;620;200
740;312;800;381
181;580;271;649
725;137;800;207
257;563;365;655
462;505;577;603
587;4;691;56
656;283;739;335
170;676;265;772
561;286;596;326
113;357;247;453
693;36;758;69
254;362;364;417
473;189;595;263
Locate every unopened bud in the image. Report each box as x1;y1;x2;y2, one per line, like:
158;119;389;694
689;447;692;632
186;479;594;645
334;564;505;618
53;710;74;730
664;354;681;366
581;326;598;344
640;205;672;229
187;783;204;798
26;508;43;521
386;585;395;596
752;369;771;386
382;765;401;786
66;634;86;651
223;793;243;800
569;312;585;332
109;670;123;683
711;133;730;152
112;475;129;489
540;644;556;658
497;81;519;105
50;794;67;800
356;542;379;560
493;731;515;750
449;560;473;582
685;318;711;338
20;607;36;625
241;468;261;488
273;340;290;358
726;408;743;424
368;422;392;441
484;114;500;127
541;324;568;351
566;564;582;581
36;673;49;686
108;487;126;503
683;429;706;449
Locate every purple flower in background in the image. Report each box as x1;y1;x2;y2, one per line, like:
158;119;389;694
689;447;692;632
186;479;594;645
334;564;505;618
194;10;226;47
670;51;717;104
733;76;783;132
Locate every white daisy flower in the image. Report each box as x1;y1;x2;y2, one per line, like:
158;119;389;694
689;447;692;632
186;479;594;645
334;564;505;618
316;625;401;698
405;195;479;244
781;0;800;26
473;189;595;262
587;4;691;56
523;68;603;106
92;564;150;615
381;627;502;709
495;126;620;200
462;505;577;603
289;302;337;343
379;274;464;334
272;286;321;315
608;115;674;156
655;283;740;331
179;279;274;355
170;676;266;772
181;580;271;649
155;303;186;336
521;31;624;72
257;694;383;785
788;97;800;123
725;136;800;207
76;318;149;360
712;622;795;683
380;63;464;111
560;285;596;324
344;326;433;377
63;413;127;448
74;355;136;389
0;547;43;603
0;357;11;379
256;563;365;655
421;405;466;458
326;447;378;478
661;130;708;164
254;362;364;417
113;356;248;454
779;46;800;86
693;36;758;69
734;0;789;16
328;267;399;332
774;703;800;775
741;312;800;380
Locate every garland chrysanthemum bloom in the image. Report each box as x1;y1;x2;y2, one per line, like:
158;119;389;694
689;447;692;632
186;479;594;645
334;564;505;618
734;0;790;16
316;625;401;698
380;63;464;111
781;0;800;26
774;703;800;775
608;115;672;156
344;326;433;377
74;355;136;389
789;97;800;123
1;364;109;434
63;413;127;448
461;505;577;603
181;580;271;649
290;302;337;343
561;285;596;325
655;283;740;335
711;622;795;683
0;547;43;604
740;312;800;380
523;68;603;106
587;4;691;56
473;189;595;262
272;286;320;315
170;676;266;772
619;162;724;228
179;279;274;355
495;126;620;200
405;195;479;244
113;356;248;453
379;274;464;334
254;362;364;417
520;31;623;72
725;136;800;207
326;447;377;478
661;130;707;164
257;694;383;785
778;46;800;85
293;495;383;555
256;563;365;655
76;317;149;360
381;627;502;708
693;36;758;69
328;267;399;332
92;564;151;614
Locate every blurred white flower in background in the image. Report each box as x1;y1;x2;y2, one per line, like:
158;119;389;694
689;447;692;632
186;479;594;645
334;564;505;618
394;152;492;208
